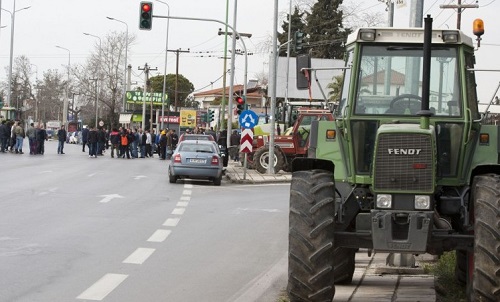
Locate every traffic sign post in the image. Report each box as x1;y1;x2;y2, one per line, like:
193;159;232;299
239;128;254;180
238;110;259;129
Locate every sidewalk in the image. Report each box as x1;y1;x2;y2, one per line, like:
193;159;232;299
224;161;292;184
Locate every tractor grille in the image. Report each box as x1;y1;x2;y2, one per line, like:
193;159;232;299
374;133;433;192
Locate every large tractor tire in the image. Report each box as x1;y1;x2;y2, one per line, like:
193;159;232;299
468;174;500;302
254;146;284;174
333;247;356;284
288;170;336;302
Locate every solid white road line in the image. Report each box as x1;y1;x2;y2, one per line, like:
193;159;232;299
123;248;156;264
171;208;186;215
147;229;172;242
182;190;192;196
76;273;128;301
176;201;189;207
163;217;180;227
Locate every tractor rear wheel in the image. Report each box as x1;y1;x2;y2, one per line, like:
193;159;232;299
468;174;500;302
288;169;336;302
254;146;284;174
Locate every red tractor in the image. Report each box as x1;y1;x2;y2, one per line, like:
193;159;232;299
246;109;333;173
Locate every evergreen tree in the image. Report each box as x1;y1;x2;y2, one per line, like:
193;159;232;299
305;0;351;59
278;6;306;57
149;74;194;109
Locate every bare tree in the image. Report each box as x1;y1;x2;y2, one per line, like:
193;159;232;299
73;31;135;128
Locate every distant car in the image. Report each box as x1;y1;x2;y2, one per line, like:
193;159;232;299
67;131;79;144
168;140;223;186
45;129;54;139
178;133;215;142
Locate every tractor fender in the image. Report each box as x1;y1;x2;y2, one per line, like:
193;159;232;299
291;157;335;173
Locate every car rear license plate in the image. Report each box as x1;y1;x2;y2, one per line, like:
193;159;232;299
189;158;206;164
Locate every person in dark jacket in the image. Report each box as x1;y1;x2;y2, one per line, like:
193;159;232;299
230;130;241;162
81;126;89;152
0;120;8;152
97;127;106;155
36;125;48;155
109;128;120;158
57;125;67;154
88;126;98;158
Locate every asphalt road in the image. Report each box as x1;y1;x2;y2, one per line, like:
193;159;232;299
0;140;289;302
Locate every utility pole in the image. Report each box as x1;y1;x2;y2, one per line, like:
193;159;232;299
166;48;190;112
90;78;98;128
440;0;479;30
138;63;157;130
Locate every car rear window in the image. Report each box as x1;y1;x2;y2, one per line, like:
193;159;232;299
179;143;214;153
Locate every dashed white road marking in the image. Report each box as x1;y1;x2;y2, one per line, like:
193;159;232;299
176;201;189;207
147;229;172;242
133;175;147;180
98;194;124;203
184;184;193;189
163;217;180;227
123;248;155;264
182;190;192;196
76;273;128;301
180;195;191;201
171;208;186;215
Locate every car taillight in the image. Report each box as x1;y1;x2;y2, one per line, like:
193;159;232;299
211;156;219;165
174;154;181;163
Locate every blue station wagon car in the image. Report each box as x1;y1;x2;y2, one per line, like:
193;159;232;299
168;140;223;185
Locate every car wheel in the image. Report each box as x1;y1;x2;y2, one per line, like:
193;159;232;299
168;170;177;184
213;174;222;186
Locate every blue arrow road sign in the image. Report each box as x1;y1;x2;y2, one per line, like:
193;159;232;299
239;110;259;129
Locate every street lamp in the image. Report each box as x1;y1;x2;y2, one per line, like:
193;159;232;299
55;45;71;126
83;32;102;129
155;0;170;130
2;0;31;107
106;16;128;113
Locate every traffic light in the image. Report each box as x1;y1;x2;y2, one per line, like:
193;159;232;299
294;30;304;53
235;96;245;115
139;2;153;30
208;109;215;122
201;112;207;122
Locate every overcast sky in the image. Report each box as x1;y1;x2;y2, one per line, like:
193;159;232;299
0;0;499;103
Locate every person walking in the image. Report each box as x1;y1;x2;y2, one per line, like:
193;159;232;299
81;126;89;152
88;126;98;158
57;125;67;154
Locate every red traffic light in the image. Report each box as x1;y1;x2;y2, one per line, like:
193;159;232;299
142;3;151;12
236;96;245;105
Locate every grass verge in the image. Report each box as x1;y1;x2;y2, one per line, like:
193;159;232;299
423;251;466;302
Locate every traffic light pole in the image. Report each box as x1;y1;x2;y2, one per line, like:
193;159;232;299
153;14;248;148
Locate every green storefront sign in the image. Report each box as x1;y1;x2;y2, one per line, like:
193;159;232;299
126;91;168;105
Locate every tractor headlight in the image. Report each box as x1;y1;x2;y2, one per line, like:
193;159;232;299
414;195;431;210
376;194;392;209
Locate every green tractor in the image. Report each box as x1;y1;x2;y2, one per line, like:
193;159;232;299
288;17;499;302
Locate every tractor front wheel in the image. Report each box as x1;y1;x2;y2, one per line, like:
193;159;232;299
288;169;336;302
468;174;500;302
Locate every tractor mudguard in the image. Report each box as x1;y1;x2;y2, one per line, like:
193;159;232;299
291;157;335;173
